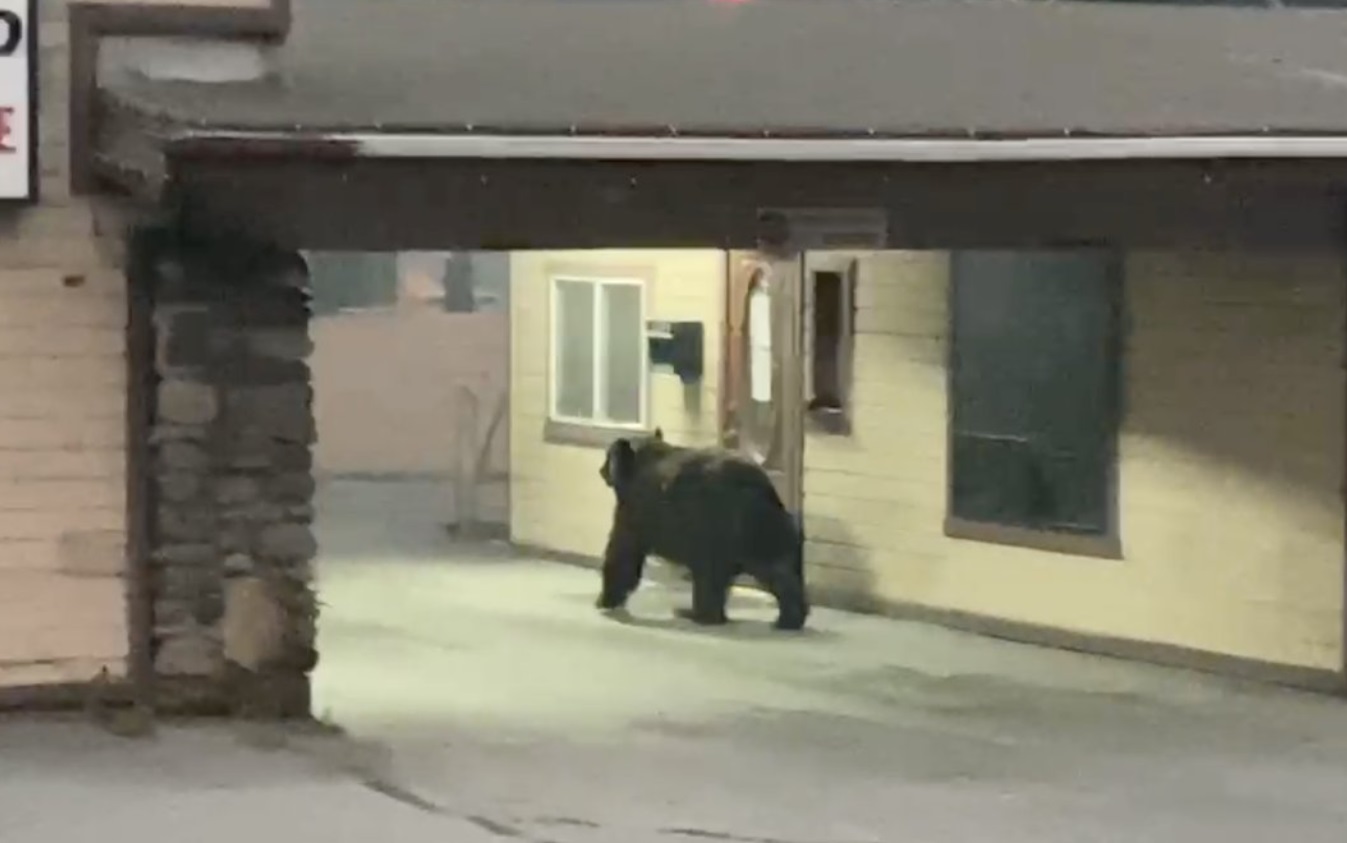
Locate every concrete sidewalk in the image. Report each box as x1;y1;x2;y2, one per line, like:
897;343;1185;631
5;551;1347;843
309;546;1347;843
0;719;500;843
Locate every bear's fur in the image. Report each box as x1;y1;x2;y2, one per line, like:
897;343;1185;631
597;429;808;630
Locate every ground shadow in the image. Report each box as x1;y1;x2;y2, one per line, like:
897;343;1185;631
596;604;842;642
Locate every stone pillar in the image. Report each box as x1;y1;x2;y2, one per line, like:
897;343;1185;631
143;228;318;717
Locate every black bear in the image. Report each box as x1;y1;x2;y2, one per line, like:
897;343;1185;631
596;428;808;631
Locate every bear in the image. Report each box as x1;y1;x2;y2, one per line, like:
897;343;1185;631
596;428;809;631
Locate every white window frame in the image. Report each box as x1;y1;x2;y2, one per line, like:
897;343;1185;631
547;274;650;429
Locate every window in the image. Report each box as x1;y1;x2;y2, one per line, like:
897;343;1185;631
304;250;400;315
739;267;777;464
549;276;648;428
396;251;511;313
806;261;857;434
948;249;1121;546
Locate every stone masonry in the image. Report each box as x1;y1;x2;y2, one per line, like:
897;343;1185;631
141;226;318;717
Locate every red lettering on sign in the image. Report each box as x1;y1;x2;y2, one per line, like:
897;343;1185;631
0;108;14;153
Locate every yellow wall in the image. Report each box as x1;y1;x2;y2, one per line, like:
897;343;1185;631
509;250;726;557
805;250;1345;671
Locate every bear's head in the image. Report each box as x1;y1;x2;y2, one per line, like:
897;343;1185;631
599;427;665;494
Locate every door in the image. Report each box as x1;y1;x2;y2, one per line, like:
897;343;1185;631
720;251;805;516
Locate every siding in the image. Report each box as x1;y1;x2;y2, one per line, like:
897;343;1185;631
0;3;132;688
509;250;725;558
804;250;1345;671
0;268;128;688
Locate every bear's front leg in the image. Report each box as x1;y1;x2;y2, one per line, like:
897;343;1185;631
597;523;647;611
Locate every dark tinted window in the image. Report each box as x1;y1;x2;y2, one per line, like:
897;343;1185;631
949;250;1120;535
306;251;399;315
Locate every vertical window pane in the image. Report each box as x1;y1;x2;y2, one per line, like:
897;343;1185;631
741;279;777;465
748;285;773;404
555;280;595;419
602;283;643;424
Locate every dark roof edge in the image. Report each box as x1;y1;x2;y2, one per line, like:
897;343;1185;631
91;91;1347;176
71;1;292;196
95;88;1347;145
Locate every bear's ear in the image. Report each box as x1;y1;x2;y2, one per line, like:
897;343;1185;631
600;438;636;490
652;427;664;442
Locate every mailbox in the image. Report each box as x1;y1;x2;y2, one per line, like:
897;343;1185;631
647;320;704;385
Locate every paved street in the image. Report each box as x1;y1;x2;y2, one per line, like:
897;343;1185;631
6;478;1347;843
305;480;1347;843
0;718;502;843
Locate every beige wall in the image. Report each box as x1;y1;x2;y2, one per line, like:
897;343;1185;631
0;2;146;688
804;250;1345;671
0;267;128;689
312;306;509;479
0;268;128;689
509;250;725;557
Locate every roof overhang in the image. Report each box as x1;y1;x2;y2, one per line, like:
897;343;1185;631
162;130;1347;164
71;0;1347;252
69;0;292;195
86;103;1347;253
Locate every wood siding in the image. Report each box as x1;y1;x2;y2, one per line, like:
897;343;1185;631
0;268;128;687
1;0;133;688
804;250;1345;671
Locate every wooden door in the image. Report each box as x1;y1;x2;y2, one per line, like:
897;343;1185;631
720;251;805;515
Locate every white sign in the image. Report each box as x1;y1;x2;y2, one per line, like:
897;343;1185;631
0;1;33;201
757;207;889;251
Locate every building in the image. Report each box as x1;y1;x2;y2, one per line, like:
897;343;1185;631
308;250;511;539
508;241;1345;691
5;0;1347;714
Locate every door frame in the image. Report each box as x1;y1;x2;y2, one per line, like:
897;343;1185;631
720;250;805;516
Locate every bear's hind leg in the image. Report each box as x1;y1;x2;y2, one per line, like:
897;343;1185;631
753;560;809;631
676;566;732;626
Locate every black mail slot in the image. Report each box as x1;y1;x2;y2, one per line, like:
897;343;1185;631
647;320;704;385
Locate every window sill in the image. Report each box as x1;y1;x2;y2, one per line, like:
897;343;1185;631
943;517;1122;561
543;419;652;449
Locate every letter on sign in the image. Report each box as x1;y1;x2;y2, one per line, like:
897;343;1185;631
0;1;32;200
0;10;21;56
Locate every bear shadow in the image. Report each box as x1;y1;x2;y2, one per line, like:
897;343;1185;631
598;605;838;642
